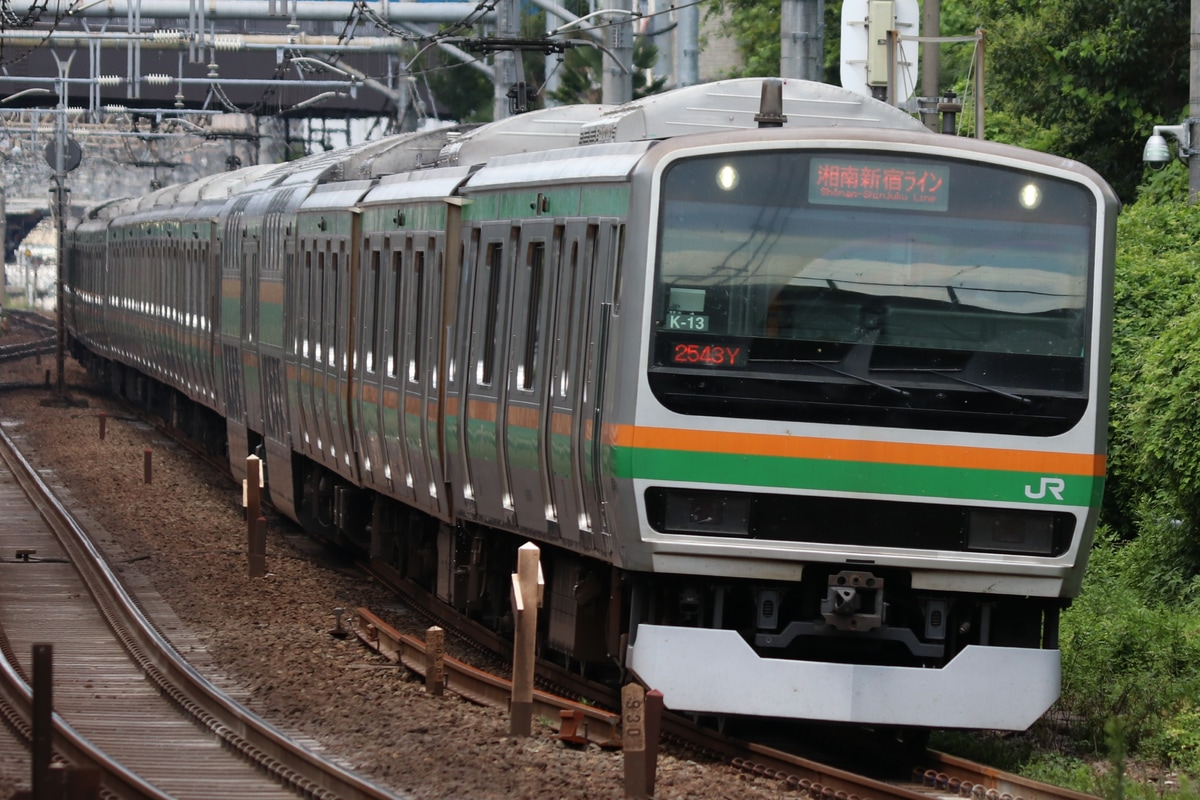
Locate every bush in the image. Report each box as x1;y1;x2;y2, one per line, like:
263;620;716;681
1053;530;1200;758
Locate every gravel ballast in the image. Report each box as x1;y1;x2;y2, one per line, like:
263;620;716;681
0;338;794;799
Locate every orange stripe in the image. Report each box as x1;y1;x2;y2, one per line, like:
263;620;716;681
468;398;497;423
610;425;1105;476
551;411;573;436
507;405;540;429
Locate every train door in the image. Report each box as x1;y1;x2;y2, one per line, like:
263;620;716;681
313;241;336;468
355;239;389;492
463;222;518;525
291;244;315;463
379;239;415;503
241;231;264;437
504;220;561;538
546;223;593;545
332;230;360;484
576;222;622;555
422;235;451;521
219;198;252;479
400;236;444;516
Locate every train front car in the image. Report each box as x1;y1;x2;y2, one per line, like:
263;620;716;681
618;127;1117;730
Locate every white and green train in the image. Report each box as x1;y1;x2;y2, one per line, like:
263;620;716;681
65;78;1118;730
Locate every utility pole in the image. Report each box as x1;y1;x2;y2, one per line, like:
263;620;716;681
922;0;939;98
600;0;633;105
676;2;698;87
493;0;520;120
781;0;824;82
51;51;77;397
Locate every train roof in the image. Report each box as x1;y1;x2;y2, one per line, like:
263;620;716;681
298;179;376;212
464;141;654;191
437;104;613;167
248;126;463;191
362;166;473;205
578;78;928;144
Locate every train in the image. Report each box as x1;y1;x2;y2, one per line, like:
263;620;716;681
63;77;1118;731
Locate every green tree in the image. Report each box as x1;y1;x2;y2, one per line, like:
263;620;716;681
547;36;667;105
967;0;1189;202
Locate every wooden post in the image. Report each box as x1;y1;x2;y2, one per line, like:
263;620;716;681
249;516;267;578
245;455;262;526
510;542;542;736
622;683;647;799
425;626;445;696
32;644;52;800
143;448;152;484
644;689;663;796
98;411;106;440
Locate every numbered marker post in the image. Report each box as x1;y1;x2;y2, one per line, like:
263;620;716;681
622;683;647;799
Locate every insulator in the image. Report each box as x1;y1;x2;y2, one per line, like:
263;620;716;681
102;104;127;114
152;29;182;40
144;74;172;86
213;35;245;51
96;75;121;86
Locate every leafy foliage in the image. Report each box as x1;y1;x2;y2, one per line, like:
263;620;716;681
547;36;667;105
965;0;1188;201
1049;528;1200;774
1105;196;1200;538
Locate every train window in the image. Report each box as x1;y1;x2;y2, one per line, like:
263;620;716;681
315;250;325;364
390;250;403;379
650;149;1097;435
612;224;625;315
519;241;546;391
366;250;381;373
329;250;340;368
284;250;296;351
480;242;503;386
300;249;311;358
409;250;425;383
558;240;580;398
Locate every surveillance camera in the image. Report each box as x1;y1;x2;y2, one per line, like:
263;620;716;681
1144;133;1172;169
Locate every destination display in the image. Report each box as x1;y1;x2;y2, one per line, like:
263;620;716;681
809;158;950;211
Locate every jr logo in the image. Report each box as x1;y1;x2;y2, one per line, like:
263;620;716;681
1025;477;1066;501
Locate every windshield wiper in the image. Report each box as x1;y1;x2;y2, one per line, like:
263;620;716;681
755;358;910;397
872;367;1031;405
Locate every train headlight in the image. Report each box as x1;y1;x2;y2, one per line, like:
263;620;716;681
1018;182;1043;210
663;491;751;536
716;165;740;191
967;509;1057;555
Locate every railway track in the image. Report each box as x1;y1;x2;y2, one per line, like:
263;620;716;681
0;369;1101;800
0;310;56;371
0;424;405;800
351;576;1101;800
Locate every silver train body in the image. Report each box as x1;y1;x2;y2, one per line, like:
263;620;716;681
65;78;1118;730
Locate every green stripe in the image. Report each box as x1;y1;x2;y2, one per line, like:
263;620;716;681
614;447;1105;507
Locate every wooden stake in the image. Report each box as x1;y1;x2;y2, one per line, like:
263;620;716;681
510;542;542;736
249;516;267;578
143;448;152;484
622;683;647;799
245;455;262;526
98;411;106;441
644;689;663;797
425;626;445;696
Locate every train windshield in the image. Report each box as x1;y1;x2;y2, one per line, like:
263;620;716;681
649;149;1098;435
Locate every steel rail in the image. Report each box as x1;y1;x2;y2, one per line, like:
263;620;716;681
0;424;407;800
